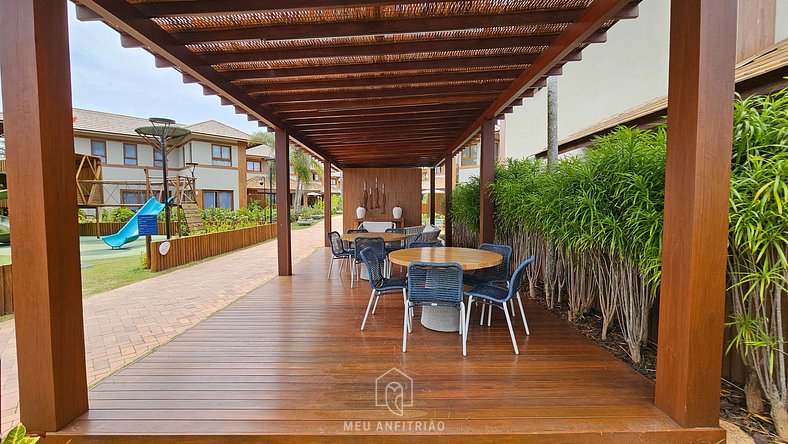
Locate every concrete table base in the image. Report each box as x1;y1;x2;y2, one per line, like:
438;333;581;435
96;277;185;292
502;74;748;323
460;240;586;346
420;306;460;332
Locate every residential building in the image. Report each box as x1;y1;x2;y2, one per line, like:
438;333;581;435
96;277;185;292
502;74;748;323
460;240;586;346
502;0;788;158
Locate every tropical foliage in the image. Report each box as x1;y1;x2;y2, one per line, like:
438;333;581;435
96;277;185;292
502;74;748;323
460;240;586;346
726;90;788;436
101;206;135;223
450;88;788;437
2;424;39;444
199;205;270;233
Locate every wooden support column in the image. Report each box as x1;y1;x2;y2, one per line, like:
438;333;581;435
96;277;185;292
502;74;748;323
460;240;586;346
0;0;88;432
479;119;496;245
275;130;292;276
237;140;248;208
547;77;559;168
429;167;436;226
655;0;737;428
444;154;454;246
323;158;332;247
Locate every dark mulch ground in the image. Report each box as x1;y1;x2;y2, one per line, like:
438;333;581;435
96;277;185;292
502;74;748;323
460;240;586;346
531;295;784;444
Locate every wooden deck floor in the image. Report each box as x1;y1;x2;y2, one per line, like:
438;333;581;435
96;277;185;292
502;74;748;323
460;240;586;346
51;249;724;443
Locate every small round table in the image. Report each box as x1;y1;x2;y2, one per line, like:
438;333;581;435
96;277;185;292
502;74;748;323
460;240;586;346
388;247;502;332
341;232;409;280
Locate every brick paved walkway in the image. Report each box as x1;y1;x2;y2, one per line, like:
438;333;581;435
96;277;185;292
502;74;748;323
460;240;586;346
0;216;341;433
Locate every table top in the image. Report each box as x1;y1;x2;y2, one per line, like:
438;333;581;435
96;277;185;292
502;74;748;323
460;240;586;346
388;247;502;271
341;232;409;242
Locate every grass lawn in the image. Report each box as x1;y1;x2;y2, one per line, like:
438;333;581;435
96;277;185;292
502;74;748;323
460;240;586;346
81;254;151;297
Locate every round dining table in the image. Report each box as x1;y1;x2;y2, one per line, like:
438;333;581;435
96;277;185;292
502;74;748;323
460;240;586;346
388;247;502;332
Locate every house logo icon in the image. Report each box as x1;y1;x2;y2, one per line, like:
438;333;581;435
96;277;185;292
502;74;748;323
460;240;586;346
375;368;413;416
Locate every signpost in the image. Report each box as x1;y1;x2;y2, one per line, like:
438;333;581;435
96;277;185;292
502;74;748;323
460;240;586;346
138;214;158;268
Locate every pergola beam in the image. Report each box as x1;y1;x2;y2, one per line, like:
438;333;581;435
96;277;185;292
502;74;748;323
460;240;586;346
0;0;88;433
255;83;510;102
174;9;588;43
280;104;484;119
275;130;292;276
655;0;737;428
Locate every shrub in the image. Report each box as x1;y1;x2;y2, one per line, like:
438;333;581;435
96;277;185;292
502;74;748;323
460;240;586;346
101;207;135;223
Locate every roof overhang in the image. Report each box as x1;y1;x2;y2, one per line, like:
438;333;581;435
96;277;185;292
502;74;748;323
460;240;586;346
75;0;640;168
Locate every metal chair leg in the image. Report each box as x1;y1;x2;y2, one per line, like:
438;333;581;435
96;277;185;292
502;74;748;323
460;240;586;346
464;296;474;337
479;303;485;325
361;289;376;331
327;257;334;280
402;300;409;352
372;293;380;314
516;292;530;335
487;303;492;326
460;302;467;356
502;303;519;355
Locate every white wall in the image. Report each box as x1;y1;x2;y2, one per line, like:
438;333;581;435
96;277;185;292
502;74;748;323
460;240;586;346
778;1;788;42
505;0;670;160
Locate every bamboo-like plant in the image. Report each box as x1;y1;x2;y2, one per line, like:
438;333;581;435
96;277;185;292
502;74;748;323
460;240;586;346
727;89;788;438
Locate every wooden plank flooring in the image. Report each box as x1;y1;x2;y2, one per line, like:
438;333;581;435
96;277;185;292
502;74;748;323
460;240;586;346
50;249;725;443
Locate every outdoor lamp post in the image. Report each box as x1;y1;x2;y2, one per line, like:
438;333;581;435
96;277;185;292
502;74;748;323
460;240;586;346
135;118;191;239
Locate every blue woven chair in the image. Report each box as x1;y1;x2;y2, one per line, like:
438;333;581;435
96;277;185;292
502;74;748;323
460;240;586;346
409;240;443;248
384;227;407;252
464;256;535;355
326;231;353;280
464;244;513;324
359;247;407;331
352;236;385;288
404;262;467;356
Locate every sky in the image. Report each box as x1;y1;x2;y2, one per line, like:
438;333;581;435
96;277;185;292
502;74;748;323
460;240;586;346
0;2;264;136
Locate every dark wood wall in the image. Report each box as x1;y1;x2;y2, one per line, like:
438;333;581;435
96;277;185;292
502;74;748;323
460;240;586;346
342;167;422;230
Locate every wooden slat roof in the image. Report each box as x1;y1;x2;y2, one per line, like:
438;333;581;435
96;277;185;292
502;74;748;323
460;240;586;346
76;0;640;168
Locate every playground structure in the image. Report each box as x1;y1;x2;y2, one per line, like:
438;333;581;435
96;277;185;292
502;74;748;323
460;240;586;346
0;153;203;238
101;196;170;248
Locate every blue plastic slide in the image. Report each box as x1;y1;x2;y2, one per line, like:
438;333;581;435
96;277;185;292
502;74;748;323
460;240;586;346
101;197;170;249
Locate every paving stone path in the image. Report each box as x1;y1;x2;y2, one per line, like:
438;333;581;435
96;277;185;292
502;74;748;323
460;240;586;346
0;216;341;433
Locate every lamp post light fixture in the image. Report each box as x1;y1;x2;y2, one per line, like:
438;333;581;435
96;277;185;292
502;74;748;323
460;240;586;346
135;118;191;239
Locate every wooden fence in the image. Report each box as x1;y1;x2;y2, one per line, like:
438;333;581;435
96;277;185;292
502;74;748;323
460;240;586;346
79;222;179;237
148;224;276;272
0;265;11;316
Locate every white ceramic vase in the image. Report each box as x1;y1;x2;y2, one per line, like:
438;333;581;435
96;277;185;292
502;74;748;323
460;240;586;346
356;207;366;219
392;206;403;219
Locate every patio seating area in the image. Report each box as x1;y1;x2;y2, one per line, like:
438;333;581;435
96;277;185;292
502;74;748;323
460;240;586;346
50;249;723;442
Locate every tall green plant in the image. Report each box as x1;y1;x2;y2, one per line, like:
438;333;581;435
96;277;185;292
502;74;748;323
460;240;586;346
727;89;788;437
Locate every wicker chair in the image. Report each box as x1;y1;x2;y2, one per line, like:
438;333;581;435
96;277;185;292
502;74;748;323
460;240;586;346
464;256;535;355
326;231;353;280
358;247;407;331
352;236;385;288
464;244;513;324
412;228;441;244
404;262;467;356
347;229;368;234
384;227;407;252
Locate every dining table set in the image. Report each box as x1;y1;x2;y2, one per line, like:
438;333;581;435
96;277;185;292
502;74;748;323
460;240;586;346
327;229;535;356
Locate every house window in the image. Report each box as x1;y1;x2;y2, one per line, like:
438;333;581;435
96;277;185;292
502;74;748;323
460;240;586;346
121;190;146;206
247;160;262;172
123;143;138;166
154;149;163;167
203;190;233;210
91;140;107;163
461;145;479;167
212;145;232;166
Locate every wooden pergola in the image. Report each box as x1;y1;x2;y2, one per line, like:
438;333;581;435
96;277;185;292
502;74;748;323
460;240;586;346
0;0;736;440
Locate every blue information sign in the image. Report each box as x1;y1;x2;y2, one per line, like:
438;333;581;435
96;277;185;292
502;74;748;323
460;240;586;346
137;214;159;236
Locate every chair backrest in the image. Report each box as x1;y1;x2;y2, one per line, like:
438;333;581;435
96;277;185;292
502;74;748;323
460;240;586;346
385;228;406;234
410;240;443;248
507;256;536;301
407;262;464;307
347;229;368;234
361;221;394;232
414;229;441;243
327;231;345;256
359;247;387;289
354;236;385;260
479;243;513;279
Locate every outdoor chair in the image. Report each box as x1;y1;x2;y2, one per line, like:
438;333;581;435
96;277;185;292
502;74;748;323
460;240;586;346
384;227;407;252
326;231;353;280
409;240;443;248
464;244;513;324
412;228;441;245
352;236;386;288
347;229;368;234
358;247;407;331
464;256;535;355
404;262;467;356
